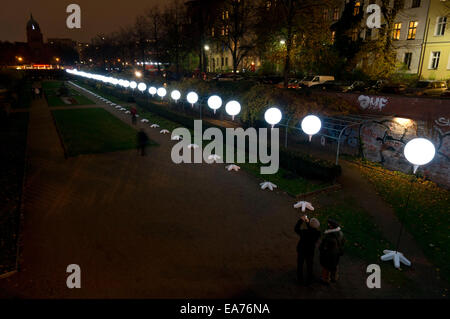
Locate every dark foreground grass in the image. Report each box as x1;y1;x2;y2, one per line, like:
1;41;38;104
356;161;450;284
52;108;150;156
0;113;29;275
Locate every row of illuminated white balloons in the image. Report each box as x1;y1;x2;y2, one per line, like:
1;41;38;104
66;69;436;169
66;69;247;120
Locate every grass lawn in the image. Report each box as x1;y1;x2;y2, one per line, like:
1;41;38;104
52;108;151;156
313;191;417;291
43;81;94;107
356;160;450;284
0;113;29;275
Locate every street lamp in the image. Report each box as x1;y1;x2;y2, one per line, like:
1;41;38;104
171;90;181;103
135;70;142;78
264;107;282;129
225;100;241;120
187;91;198;108
157;87;167;99
207;95;222;114
381;137;436;269
280;39;286;45
301;115;322;141
149;86;157;97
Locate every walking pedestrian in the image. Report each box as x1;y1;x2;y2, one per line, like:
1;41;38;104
131;106;137;125
137;129;149;156
294;215;321;286
319;218;345;285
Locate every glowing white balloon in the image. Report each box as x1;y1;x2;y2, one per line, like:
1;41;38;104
187;91;198;107
138;82;147;92
301;115;322;141
157;87;167;99
122;80;130;88
225;100;241;120
149;86;157;96
264;107;282;128
171;90;181;102
404;138;435;173
207;95;222;114
130;81;137;89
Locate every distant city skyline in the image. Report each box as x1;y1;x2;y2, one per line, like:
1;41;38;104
0;0;173;43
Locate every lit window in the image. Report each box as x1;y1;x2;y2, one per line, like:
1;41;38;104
393;23;402;40
331;31;336;43
225;25;229;36
323;8;328;20
354;2;361;15
226;11;229;19
352;29;359;41
436;17;447;36
407;21;418;40
429;51;440;69
333;7;339;21
221;26;225;36
211;27;215;37
266;1;271;10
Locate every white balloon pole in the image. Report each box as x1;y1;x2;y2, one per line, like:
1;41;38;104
381;138;435;269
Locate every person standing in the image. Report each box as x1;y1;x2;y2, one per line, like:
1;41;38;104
319;218;345;285
131;106;137;125
294;215;321;286
137;129;150;156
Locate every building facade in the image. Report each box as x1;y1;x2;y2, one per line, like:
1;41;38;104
420;0;450;79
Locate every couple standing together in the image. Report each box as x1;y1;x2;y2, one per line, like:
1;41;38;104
295;215;345;286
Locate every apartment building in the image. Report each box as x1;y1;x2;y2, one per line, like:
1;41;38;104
420;0;450;79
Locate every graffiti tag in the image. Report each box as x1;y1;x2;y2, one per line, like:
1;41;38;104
358;95;388;111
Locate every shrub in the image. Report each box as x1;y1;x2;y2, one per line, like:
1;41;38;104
279;147;342;181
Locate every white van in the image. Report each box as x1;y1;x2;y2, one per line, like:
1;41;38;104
300;75;335;88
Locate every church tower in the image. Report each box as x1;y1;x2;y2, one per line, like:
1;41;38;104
26;14;44;49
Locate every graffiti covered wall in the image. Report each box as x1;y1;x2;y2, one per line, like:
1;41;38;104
359;118;449;187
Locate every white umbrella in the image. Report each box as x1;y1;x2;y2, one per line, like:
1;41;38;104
150;124;160;128
160;129;170;134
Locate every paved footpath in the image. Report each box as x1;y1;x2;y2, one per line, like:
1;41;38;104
0;83;441;298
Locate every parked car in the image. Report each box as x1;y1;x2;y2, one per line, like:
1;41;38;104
318;80;365;92
318;80;353;92
260;76;284;85
380;83;407;94
407;80;447;96
276;78;302;89
299;75;335;88
212;73;244;81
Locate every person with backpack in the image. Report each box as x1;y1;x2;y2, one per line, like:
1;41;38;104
319;218;345;285
294;215;321;286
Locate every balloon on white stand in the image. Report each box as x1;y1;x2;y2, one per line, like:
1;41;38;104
207;95;222;114
301;115;322;141
187;91;198;108
225;101;241;120
264;107;282;129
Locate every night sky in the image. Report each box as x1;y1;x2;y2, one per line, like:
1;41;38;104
0;0;172;43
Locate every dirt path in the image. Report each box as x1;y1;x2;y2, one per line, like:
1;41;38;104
0;82;438;298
